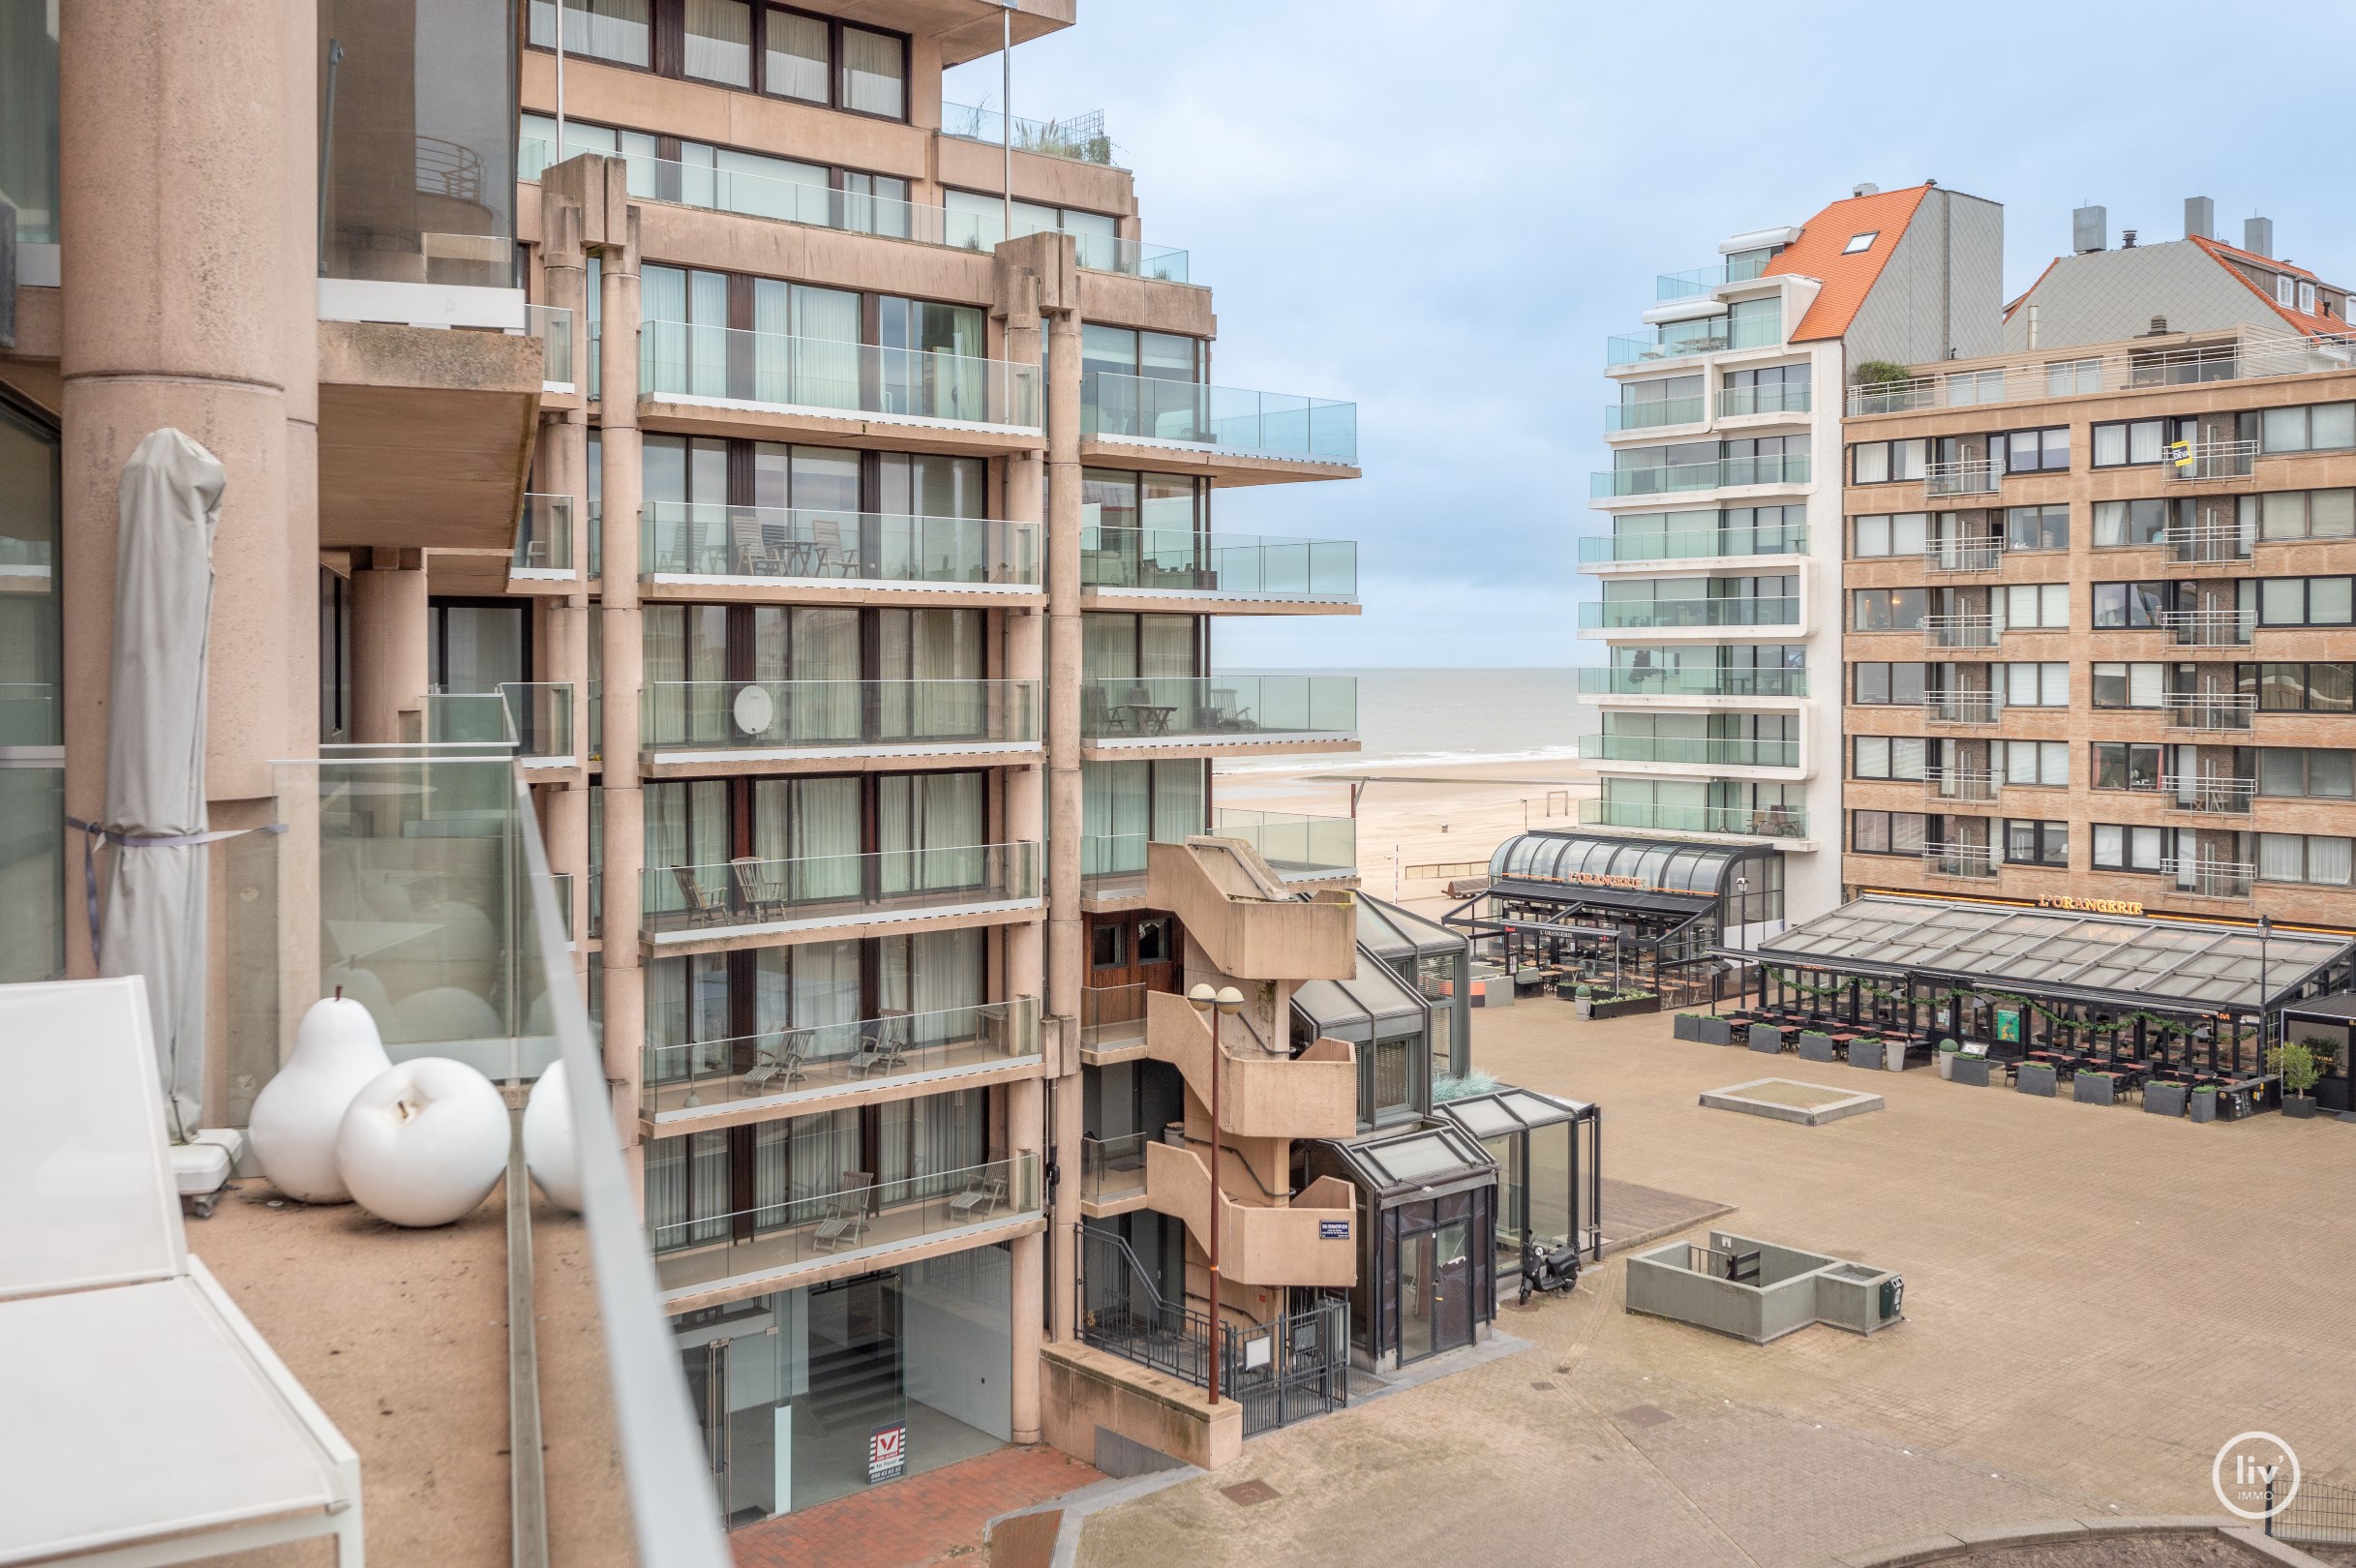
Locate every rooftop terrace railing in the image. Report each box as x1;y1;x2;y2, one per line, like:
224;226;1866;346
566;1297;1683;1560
1846;330;2356;416
1655;255;1773;300
941;103;1119;166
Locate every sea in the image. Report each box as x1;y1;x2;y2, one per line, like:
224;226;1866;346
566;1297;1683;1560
1216;668;1595;772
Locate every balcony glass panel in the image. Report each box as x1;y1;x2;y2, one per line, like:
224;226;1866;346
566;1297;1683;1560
1578;735;1798;768
501;682;573;760
642;842;1040;936
1080;1133;1149;1201
422;692;516;747
1577;526;1805;563
941;103;1119;166
641;321;1041;429
1716;382;1811;417
1081;374;1357;465
640;502;1037;587
642;997;1041;1120
1078;676;1357;741
1212;809;1355;879
1575;666;1806;698
512;494;574;575
649;1154;1042;1293
1590;453;1810;498
1605;396;1707;431
1079;528;1356;600
641;679;1038;753
1577;597;1799;630
1079;984;1147;1049
1577;798;1806;838
0;6;57;245
528;303;573;385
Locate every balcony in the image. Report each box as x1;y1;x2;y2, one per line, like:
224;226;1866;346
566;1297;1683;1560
1080;527;1358;606
2163;523;2250;564
1656;256;1772;299
1142;1141;1356;1288
1922;615;1999;650
1080;373;1358;467
1924;767;2001;805
510;494;576;583
2158;609;2253;648
1716;383;1812;418
640;321;1042;432
1080;983;1153;1055
1078;676;1358;753
501;682;576;764
2161;858;2256;899
1578;597;1800;631
1146;838;1356;981
650;1154;1042;1303
1577;798;1807;839
1080;1134;1150;1208
1924;460;2003;498
1577;666;1807;699
2164;439;2256;481
640;679;1039;769
1922;690;2001;725
419;687;572;766
1579;734;1798;769
1210;808;1357;883
1577;527;1805;565
942;102;1119;167
2162;693;2255;731
639;502;1039;594
528;303;573;390
1589;452;1810;498
2164;778;2255;816
641;998;1042;1130
1843;331;2356;416
1923;539;2004;573
642;842;1042;947
1604;395;1707;432
1921;843;2000;880
1081;833;1157;905
1606;312;1779;366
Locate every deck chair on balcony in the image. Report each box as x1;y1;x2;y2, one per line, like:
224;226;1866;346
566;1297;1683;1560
670;863;730;927
1080;683;1125;738
848;1010;911;1079
811;1172;875;1252
806;517;857;578
730;513;784;576
729;857;784;921
0;978;366;1568
949;1171;1009;1220
740;1034;808;1095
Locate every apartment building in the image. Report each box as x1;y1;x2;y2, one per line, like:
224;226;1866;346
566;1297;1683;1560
1578;181;2002;931
1840;199;2356;931
0;0;1393;1535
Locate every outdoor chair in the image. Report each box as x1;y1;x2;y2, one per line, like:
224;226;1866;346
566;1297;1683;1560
849;1012;911;1079
949;1173;1009;1220
811;1173;875;1252
806;517;855;578
730;513;784;576
740;1037;807;1095
728;857;784;921
0;978;365;1567
671;863;731;927
1081;683;1127;737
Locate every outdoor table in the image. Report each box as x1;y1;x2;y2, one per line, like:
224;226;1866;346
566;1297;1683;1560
1120;703;1177;736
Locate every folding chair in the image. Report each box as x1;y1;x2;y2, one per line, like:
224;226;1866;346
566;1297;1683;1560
810;1172;874;1252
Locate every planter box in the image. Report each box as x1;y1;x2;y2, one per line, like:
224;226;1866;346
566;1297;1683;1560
1556;980;1583;1003
1797;1031;1836;1063
2284;1094;2318;1120
1674;1014;1701;1042
2073;1072;2117;1106
2190;1091;2218;1124
1847;1039;1885;1071
1951;1056;1991;1087
1697;1016;1732;1046
1746;1025;1784;1055
2144;1082;2188;1117
2016;1063;2057;1098
1937;1050;1957;1080
1590;996;1660;1022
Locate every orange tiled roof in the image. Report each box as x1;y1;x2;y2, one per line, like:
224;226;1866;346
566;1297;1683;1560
2188;233;2350;335
1762;185;1934;343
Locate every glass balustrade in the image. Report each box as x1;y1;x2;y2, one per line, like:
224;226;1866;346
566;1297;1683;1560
639;502;1039;587
1577;598;1800;630
643;842;1041;936
641;321;1041;429
1590;453;1810;498
1081;372;1356;464
640;679;1038;754
1212;809;1355;879
1578;798;1808;838
1078;676;1357;742
641;997;1041;1120
1578;735;1799;768
1079;527;1356;600
1575;666;1807;699
528;303;573;386
1577;527;1805;563
512;494;574;576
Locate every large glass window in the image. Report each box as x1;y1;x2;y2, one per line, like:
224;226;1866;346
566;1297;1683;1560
840;24;905;117
0;402;62;982
683;0;752;84
764;7;828;100
0;3;58;244
528;0;651;67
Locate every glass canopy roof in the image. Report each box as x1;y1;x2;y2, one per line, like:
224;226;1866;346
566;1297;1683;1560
1487;832;1756;901
1323;1122;1495;1200
1758;895;2355;1011
1436;1087;1593;1141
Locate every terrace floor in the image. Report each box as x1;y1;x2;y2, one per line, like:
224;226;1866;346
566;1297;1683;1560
1074;999;2356;1567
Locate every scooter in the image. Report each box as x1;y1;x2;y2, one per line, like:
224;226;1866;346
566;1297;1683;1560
1518;1238;1582;1305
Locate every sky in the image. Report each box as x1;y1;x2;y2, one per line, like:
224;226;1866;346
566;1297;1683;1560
947;1;2356;670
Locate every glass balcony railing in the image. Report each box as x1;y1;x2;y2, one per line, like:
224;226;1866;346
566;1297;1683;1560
1080;832;1160;900
1578;597;1800;630
1578;798;1808;839
1577;528;1805;563
640;679;1039;755
1590;452;1810;498
942;103;1119;166
512;494;575;576
501;683;575;761
640;321;1041;429
1212;808;1355;879
1580;734;1798;768
1079;527;1356;601
0;680;59;746
1656;256;1772;300
643;842;1041;937
1607;312;1779;366
650;1154;1042;1294
641;998;1042;1122
529;303;574;387
1080;984;1149;1049
639;502;1039;588
1078;676;1358;743
1605;396;1707;432
1576;666;1808;699
1717;382;1811;417
1079;1133;1150;1203
421;691;517;748
1081;373;1357;465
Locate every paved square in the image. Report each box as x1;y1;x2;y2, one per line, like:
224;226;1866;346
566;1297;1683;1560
1075;1002;2356;1567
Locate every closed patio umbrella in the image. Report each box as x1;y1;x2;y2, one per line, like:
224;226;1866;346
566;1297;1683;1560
95;429;225;1141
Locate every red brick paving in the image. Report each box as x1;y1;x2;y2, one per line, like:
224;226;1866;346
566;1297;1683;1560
729;1445;1104;1568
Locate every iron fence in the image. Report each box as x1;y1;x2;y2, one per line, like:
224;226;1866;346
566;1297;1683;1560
2273;1474;2356;1545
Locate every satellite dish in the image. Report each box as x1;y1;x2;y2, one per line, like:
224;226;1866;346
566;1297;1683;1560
732;684;775;737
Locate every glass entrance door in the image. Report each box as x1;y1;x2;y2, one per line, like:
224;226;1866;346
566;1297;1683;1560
680;1331;780;1527
1432;1220;1474;1355
1398;1228;1434;1363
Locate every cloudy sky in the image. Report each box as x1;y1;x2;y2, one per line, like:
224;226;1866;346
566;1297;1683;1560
948;1;2356;669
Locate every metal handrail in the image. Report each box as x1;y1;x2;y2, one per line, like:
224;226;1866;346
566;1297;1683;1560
2161;692;2255;730
1921;842;2000;878
1923;767;2001;802
2166;778;2256;814
1923;539;2004;571
1925;460;2002;497
2156;608;2253;647
1846;329;2356;415
1921;690;2001;723
2160;857;2256;897
2163;438;2258;480
1922;615;2000;648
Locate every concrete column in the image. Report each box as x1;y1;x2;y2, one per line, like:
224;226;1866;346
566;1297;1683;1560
597;204;647;1149
541;191;592;969
1000;438;1046;1437
57;0;318;1041
349;550;430;743
1044;305;1084;1343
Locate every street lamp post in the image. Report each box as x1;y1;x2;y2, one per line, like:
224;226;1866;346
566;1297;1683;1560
2259;915;2272;1076
1187;981;1243;1405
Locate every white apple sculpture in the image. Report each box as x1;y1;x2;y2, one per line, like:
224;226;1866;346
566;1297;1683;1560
335;1057;511;1227
521;1060;584;1213
249;994;393;1203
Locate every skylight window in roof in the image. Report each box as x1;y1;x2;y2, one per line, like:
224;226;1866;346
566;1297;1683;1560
1843;231;1878;255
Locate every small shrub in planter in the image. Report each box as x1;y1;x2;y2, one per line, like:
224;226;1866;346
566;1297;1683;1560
2016;1061;2058;1098
2143;1081;2188;1118
2073;1070;2117;1106
1848;1037;1886;1071
2190;1085;2219;1123
1952;1054;1992;1087
2269;1040;2324;1119
1937;1041;1959;1081
1797;1030;1836;1063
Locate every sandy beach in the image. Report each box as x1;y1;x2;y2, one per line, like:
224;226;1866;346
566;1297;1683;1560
1215;754;1598;917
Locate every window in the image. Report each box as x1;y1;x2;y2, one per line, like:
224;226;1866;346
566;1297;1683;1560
765;7;828;101
1851;662;1927;706
1091;922;1126;968
2093;824;2167;873
2001;427;2070;472
683;0;752;85
1852;588;1928;631
2045;358;2100;396
2092;581;2171;629
2258;833;2354;886
2301;281;2318;316
2244;663;2356;712
2091;662;2165;709
2258;749;2356;799
2257;577;2356;625
1851;810;1930;855
1726;296;1780;347
1999;740;2069;787
1850;512;1926;558
2093;498;2173;548
1851;439;1926;484
2004;820;2069;866
840;25;905;116
2091;418;2174;467
2094;743;2165;792
2005;504;2069;551
2247;489;2356;541
2256;402;2356;454
1945;369;2006;406
1843;231;1878;254
2002;662;2069;706
529;0;652;67
1852;737;1927;781
2277;275;2296;307
1998;583;2070;630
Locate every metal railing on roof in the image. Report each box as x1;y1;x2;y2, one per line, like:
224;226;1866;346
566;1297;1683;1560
1847;330;2356;415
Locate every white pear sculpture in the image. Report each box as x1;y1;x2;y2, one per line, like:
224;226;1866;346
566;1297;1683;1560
522;1060;584;1213
335;1058;512;1228
249;993;393;1203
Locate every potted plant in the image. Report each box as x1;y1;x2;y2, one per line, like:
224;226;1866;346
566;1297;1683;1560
2269;1040;2324;1120
1573;982;1593;1019
1950;1043;1992;1087
2073;1069;2117;1106
1848;1036;1885;1071
2143;1079;2189;1118
1938;1040;1959;1081
2016;1060;2058;1098
2190;1084;2219;1124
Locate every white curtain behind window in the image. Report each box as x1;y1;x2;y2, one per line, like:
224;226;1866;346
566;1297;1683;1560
1154;760;1205;840
840;25;905;117
792;285;861;410
880;1090;982;1194
791;940;861;1063
765;6;828;102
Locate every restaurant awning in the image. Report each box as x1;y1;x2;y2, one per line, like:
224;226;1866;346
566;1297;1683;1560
1483;831;1774;915
1755;895;2356;1013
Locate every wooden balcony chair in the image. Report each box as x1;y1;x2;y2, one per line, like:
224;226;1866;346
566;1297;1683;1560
949;1172;1009;1220
811;1172;875;1252
670;863;729;926
728;857;784;920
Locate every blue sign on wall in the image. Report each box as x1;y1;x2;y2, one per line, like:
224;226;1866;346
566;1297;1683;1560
1319;1219;1349;1240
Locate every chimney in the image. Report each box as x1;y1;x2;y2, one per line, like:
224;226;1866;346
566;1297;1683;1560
2146;317;2170;336
2123;229;2137;249
2185;196;2214;240
1853;182;1880;197
2073;204;2106;255
2246;215;2274;256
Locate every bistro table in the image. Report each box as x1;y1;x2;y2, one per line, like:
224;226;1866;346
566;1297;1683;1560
1120;702;1178;735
